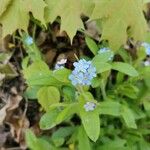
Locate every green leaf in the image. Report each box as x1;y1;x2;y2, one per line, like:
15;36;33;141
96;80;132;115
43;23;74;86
92;51;114;63
91;0;147;50
25;130;53;150
80;110;100;142
23;0;46;25
45;0;84;42
37;86;60;111
0;0;47;37
143;0;150;3
40;108;60;130
51;126;75;147
56;103;78;124
0;0;29;37
121;105;137;129
0;0;12;17
78;126;91;150
40;103;78;130
92;52;113;73
52;126;75;139
78;95;100;143
85;36;99;55
98;138;126;150
93;62;111;74
23;61;59;86
112;62;139;77
98;101;121;116
25;130;37;149
53;68;71;84
24;86;41;99
62;86;76;102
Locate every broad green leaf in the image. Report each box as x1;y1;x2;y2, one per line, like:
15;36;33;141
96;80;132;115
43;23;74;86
78;126;91;150
56;103;78;124
40;108;60;130
81;0;95;16
117;48;131;63
79;94;100;142
23;0;46;25
0;0;12;17
80;110;100;142
25;130;53;150
143;0;150;3
78;92;95;103
40;104;78;130
25;130;37;149
0;0;29;37
97;138;126;150
98;101;121;116
37;86;60;111
24;86;41;99
51;126;75;147
23;61;59;86
85;36;99;55
53;68;71;84
93;62;111;74
45;0;84;42
121;105;137;129
62;86;76;102
112;62;139;77
92;51;114;63
91;0;147;50
92;52;112;73
52;126;75;139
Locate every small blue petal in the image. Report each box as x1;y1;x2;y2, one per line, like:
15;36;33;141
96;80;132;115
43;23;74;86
25;36;33;45
141;42;150;56
69;59;96;86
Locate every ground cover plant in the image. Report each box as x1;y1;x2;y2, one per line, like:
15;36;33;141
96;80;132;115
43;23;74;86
0;0;150;149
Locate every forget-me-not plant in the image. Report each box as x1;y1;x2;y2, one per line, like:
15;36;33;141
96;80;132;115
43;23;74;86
69;59;96;86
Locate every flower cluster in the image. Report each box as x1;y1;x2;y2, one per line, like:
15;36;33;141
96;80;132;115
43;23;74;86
54;59;67;70
69;59;96;86
141;42;150;56
84;102;96;111
98;47;114;60
24;36;33;46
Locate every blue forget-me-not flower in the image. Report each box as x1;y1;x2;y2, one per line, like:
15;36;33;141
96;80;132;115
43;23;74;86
24;36;33;46
141;42;150;56
98;47;114;60
84;102;96;111
69;59;96;86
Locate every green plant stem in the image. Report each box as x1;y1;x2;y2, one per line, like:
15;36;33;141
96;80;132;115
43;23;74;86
100;79;107;100
96;87;101;101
